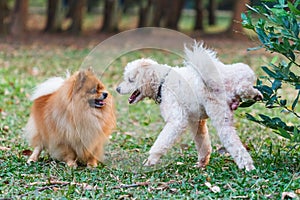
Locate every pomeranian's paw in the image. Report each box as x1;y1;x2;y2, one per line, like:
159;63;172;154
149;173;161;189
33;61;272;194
87;160;98;168
197;155;211;168
26;147;42;164
27;157;37;164
66;160;77;168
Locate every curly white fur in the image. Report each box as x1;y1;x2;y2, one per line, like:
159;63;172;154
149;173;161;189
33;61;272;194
117;42;262;171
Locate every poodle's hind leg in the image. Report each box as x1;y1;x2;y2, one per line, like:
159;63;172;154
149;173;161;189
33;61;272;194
144;120;188;166
190;119;212;168
205;101;255;171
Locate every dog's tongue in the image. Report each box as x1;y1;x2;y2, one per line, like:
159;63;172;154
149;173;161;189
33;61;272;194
128;90;140;104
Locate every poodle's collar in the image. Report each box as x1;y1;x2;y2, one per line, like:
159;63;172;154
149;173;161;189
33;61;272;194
155;68;171;104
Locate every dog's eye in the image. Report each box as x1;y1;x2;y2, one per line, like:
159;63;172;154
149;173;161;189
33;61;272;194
128;78;134;83
89;88;97;94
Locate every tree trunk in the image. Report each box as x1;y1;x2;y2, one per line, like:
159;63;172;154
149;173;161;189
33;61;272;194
227;0;250;37
138;0;153;27
194;0;203;31
0;0;9;35
208;0;217;25
152;0;166;27
101;0;119;32
45;0;64;33
67;0;86;34
165;0;184;30
10;0;29;36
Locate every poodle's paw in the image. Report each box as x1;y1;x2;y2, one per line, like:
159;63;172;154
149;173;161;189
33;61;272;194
143;155;160;166
244;163;256;171
237;159;255;171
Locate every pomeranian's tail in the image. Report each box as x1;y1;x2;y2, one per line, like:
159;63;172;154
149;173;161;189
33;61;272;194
30;71;71;101
184;41;223;89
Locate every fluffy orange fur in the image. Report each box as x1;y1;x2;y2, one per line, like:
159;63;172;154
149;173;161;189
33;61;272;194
25;69;116;167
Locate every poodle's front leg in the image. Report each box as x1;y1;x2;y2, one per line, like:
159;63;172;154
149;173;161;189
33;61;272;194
144;121;187;166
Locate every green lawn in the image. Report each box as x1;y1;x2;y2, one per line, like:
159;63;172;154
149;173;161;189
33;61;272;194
0;39;299;199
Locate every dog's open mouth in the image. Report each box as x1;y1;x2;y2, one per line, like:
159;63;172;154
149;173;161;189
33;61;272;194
88;99;106;108
129;90;141;104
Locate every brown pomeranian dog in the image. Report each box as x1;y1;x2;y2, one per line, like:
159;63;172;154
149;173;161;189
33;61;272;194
24;68;116;167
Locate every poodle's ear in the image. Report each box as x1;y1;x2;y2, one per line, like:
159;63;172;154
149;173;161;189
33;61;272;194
139;67;159;96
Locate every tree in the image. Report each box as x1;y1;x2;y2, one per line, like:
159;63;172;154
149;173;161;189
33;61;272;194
165;0;184;30
0;0;9;35
67;0;87;34
101;0;119;32
194;0;204;31
208;0;217;25
242;0;300;142
151;0;167;27
227;0;250;37
138;0;184;30
45;0;65;33
138;0;156;27
10;0;29;36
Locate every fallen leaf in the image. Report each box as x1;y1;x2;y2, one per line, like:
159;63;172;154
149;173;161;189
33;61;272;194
217;147;228;155
3;125;9;132
180;144;189;151
205;182;221;193
123;132;137;136
281;191;298;200
0;146;10;151
22;149;33;156
169;188;178;193
118;194;132;200
82;183;94;190
296;189;300;194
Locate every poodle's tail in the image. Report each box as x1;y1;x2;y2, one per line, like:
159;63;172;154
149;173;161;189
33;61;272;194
184;41;223;89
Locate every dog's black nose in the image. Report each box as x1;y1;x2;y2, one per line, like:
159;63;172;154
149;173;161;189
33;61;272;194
102;92;108;99
116;87;121;93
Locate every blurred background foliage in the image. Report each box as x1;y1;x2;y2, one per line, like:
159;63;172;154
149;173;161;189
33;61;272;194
0;0;274;37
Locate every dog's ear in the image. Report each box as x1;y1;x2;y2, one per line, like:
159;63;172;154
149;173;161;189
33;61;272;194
139;67;159;97
86;66;95;73
74;70;87;93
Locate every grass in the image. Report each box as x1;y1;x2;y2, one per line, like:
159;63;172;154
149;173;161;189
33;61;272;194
0;39;299;199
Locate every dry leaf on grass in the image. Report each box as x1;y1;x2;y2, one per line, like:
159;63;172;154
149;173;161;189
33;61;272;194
0;146;10;151
281;191;298;200
205;182;221;193
22;149;33;156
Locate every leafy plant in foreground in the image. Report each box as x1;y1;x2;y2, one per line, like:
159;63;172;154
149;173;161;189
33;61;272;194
241;0;300;142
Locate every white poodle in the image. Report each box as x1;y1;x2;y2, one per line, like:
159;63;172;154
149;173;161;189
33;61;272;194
116;42;262;171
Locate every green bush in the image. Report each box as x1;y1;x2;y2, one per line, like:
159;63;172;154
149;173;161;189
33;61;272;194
241;0;300;142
